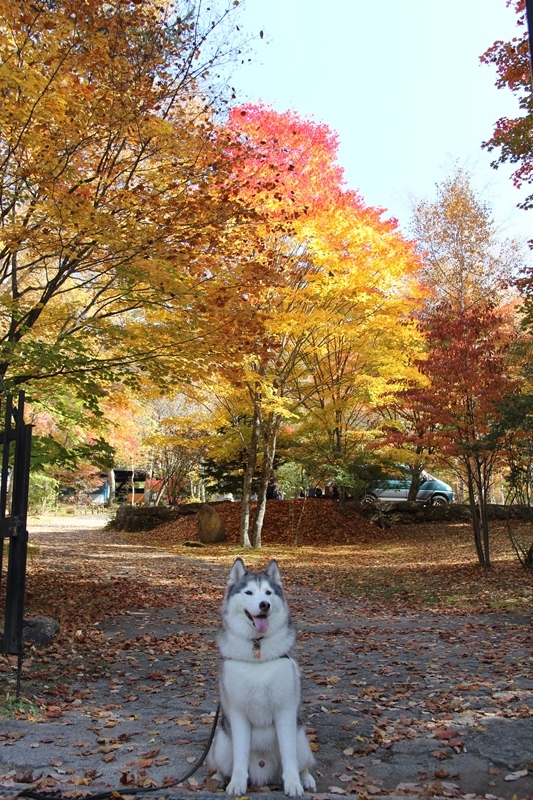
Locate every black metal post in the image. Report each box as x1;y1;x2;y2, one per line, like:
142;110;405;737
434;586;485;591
3;393;31;656
1;391;32;700
0;393;12;589
526;0;533;88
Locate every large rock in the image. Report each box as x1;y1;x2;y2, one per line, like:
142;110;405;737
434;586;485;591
197;503;226;543
112;504;202;532
23;616;60;646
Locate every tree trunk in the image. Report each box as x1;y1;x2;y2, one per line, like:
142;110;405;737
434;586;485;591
240;401;261;548
107;468;116;506
251;413;280;548
407;463;424;501
476;461;491;567
466;462;491;566
338;484;347;515
333;415;346;514
130;459;135;506
144;462;153;506
468;494;485;565
154;479;168;506
252;480;268;549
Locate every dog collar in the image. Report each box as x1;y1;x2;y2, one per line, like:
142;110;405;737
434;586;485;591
251;638;290;661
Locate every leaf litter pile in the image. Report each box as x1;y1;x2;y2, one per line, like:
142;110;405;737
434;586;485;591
0;501;532;800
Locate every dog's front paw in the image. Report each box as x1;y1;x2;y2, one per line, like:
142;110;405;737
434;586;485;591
226;777;248;796
283;776;304;797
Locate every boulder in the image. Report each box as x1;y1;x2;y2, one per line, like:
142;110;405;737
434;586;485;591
23;615;60;646
197;503;226;544
112;503;203;532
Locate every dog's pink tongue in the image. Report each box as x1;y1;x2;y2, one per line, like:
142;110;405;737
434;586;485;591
253;616;269;634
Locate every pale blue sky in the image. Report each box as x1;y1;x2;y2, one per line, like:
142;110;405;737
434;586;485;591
229;0;531;246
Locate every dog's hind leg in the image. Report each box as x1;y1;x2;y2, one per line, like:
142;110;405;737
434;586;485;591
299;768;316;791
208;728;233;786
297;727;316;791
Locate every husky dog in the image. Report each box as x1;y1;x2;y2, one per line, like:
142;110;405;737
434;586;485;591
209;558;316;797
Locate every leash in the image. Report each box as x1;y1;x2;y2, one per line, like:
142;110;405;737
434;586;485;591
16;703;220;800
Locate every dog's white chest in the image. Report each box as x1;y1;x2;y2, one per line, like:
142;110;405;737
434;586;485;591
221;657;300;724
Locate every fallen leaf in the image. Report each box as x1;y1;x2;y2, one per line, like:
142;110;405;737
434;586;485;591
431;750;449;760
504;770;528;781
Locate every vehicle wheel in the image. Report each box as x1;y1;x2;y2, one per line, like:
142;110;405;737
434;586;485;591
361;493;377;506
431;495;448;506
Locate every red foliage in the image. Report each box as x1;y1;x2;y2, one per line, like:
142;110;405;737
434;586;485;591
480;0;533;201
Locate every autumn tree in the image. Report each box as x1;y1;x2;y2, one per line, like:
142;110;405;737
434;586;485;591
289;334;379;507
381;170;524;501
377;380;437;501
480;4;533;520
410;168;521;310
203;105;423;547
0;0;246;413
27;394;112;512
496;391;533;505
101;390;155;504
481;0;533;211
400;301;520;567
288;202;425;511
142;396;210;504
28;384;113;474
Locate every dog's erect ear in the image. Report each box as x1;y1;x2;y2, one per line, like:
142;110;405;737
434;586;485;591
227;557;246;585
266;559;281;584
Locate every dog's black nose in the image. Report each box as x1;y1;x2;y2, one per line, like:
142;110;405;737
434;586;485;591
259;601;270;612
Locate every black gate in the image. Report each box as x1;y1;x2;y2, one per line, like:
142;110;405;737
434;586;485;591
0;391;32;667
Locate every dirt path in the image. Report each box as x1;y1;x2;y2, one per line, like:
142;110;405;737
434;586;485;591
0;515;532;799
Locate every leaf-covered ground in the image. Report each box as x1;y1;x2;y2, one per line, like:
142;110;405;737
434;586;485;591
0;503;532;799
2;500;531;700
121;499;533;615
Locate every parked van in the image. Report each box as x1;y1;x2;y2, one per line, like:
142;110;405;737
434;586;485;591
361;472;454;506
